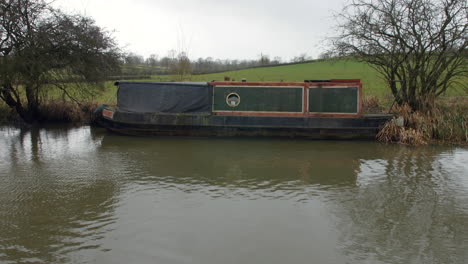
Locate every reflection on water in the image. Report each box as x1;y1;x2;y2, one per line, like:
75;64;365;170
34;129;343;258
0;127;120;264
333;149;468;264
0;126;467;264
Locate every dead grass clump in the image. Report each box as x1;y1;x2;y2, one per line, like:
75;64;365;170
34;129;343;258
39;100;84;122
362;95;384;113
377;99;467;145
377;117;429;146
431;98;468;143
376;117;400;143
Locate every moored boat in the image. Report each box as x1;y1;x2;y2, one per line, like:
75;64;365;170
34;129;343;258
96;80;392;139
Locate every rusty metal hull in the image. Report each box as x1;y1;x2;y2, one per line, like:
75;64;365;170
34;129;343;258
97;109;392;139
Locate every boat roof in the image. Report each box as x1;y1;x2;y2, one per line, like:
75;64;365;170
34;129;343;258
115;81;209;86
115;79;361;87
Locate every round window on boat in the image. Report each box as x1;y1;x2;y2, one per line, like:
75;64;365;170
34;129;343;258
226;93;240;107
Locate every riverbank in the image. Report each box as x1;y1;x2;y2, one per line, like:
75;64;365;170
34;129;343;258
377;97;467;145
1;97;466;145
0;100;100;126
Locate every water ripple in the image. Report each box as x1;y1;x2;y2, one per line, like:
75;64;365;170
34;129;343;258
1;127;467;264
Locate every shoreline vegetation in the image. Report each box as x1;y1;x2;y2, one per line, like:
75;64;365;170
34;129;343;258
1;60;466;146
0;100;100;126
1;95;466;146
377;98;467;145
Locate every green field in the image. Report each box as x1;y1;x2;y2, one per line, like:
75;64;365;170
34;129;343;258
66;58;468;105
188;60;388;96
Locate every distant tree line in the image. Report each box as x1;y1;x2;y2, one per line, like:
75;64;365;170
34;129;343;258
120;51;316;77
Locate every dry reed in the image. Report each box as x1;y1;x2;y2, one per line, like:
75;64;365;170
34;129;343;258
377;98;467;145
38;100;100;123
362;95;384;113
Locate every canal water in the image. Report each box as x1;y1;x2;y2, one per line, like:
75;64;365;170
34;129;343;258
0;126;467;264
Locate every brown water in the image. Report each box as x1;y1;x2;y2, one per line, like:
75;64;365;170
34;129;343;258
0;125;467;264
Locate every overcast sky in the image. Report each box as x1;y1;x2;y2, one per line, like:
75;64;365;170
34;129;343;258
53;0;347;61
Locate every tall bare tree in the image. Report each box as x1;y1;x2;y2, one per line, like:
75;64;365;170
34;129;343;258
0;0;120;122
173;52;192;80
332;0;467;110
258;53;270;65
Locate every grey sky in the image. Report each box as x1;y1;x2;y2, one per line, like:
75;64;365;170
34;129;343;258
53;0;346;60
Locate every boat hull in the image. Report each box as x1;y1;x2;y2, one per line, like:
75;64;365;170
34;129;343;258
97;109;392;139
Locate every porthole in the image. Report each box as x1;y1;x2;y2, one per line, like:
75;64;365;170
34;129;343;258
226;92;240;107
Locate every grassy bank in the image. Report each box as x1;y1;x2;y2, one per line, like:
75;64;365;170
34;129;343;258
0;80;117;126
0;100;100;126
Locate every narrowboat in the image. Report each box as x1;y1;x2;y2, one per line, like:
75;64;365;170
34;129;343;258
95;80;392;139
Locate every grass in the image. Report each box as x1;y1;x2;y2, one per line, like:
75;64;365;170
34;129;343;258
88;81;118;104
133;58;466;99
0;81;117;125
41;81;118;105
191;60;387;96
5;58;465;107
143;60;390;97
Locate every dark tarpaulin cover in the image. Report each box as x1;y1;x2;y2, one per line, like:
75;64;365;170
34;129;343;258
117;82;212;113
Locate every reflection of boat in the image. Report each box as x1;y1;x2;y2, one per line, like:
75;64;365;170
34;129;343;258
96;134;371;187
96;80;391;139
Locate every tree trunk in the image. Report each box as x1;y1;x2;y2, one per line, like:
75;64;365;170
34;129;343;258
25;85;41;122
1;82;40;123
1;83;29;122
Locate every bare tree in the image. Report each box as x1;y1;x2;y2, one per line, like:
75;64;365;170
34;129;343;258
173;52;192;80
292;53;310;63
0;0;120;122
146;54;159;67
124;52;144;65
272;56;282;64
318;51;333;60
332;0;467;110
258;53;270;65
